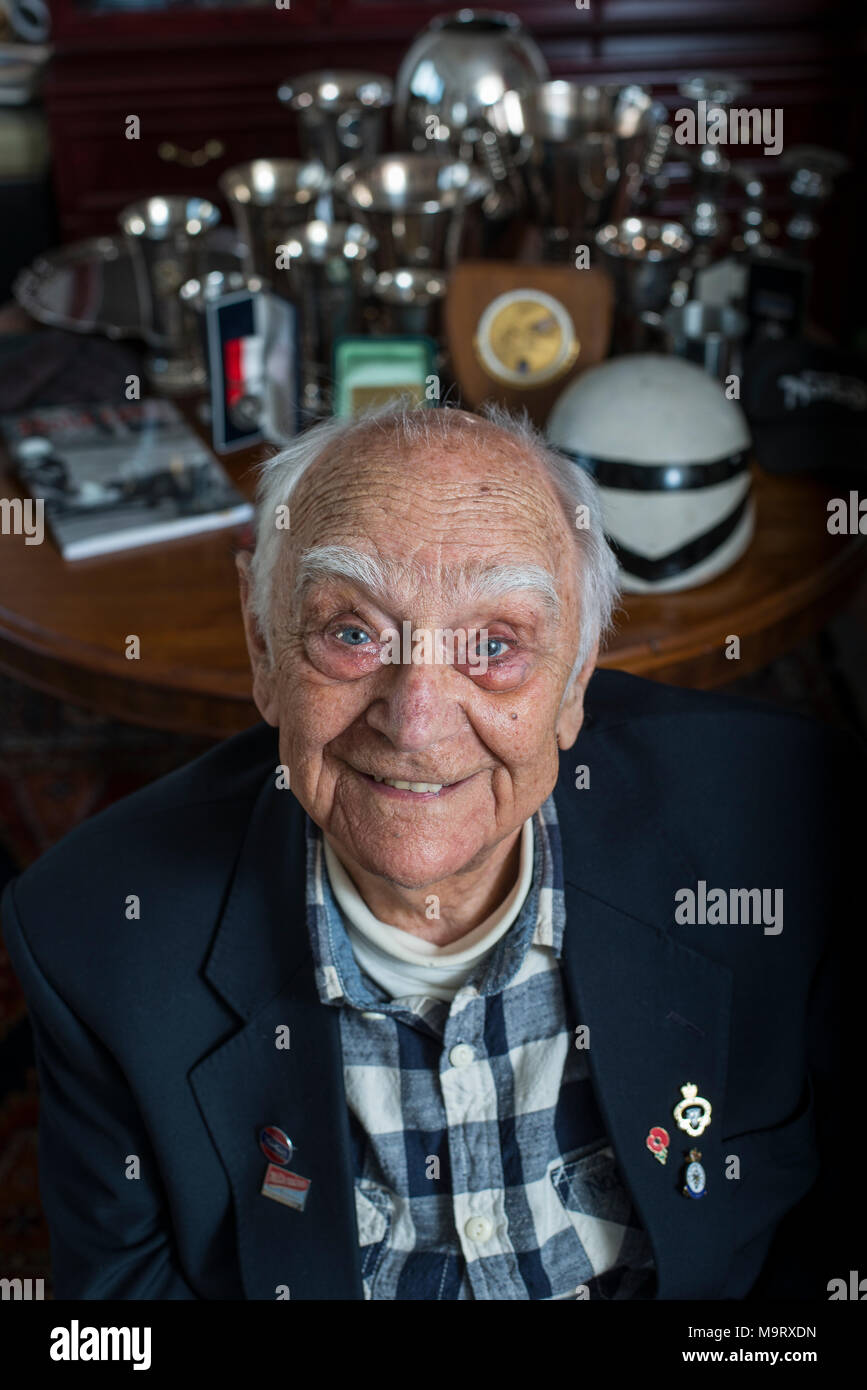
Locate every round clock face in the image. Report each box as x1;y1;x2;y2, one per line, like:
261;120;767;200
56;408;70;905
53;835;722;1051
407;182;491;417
474;289;580;388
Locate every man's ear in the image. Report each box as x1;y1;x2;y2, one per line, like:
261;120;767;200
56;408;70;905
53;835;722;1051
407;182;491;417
556;641;598;750
236;550;280;727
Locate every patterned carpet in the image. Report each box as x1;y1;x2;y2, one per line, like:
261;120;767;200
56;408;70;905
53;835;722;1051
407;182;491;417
1;598;865;1295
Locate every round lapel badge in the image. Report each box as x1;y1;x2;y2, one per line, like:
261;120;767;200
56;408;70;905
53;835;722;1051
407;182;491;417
259;1125;294;1167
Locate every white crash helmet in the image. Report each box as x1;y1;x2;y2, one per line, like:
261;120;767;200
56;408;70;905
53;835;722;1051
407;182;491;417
546;354;753;592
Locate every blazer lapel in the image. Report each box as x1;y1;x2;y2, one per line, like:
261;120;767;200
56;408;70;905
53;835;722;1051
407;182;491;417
555;724;735;1300
560;886;733;1299
189;770;363;1300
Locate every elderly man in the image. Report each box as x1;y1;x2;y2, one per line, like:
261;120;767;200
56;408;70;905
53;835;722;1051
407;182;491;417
1;404;856;1301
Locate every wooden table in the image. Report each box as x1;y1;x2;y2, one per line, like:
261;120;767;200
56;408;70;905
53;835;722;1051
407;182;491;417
1;424;865;737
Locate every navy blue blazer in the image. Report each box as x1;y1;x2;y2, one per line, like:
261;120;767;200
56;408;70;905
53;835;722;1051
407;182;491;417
1;670;859;1300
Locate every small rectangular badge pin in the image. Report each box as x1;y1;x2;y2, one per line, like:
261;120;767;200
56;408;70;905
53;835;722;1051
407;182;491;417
261;1163;311;1212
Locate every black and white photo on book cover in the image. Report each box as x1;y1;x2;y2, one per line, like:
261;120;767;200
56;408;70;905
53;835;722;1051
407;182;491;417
2;398;252;560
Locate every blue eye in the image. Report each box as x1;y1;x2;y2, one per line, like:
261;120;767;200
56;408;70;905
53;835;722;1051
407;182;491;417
478;637;509;660
335;626;372;646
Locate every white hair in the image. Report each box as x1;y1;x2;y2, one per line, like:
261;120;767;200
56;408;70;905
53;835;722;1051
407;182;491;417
249;401;621;684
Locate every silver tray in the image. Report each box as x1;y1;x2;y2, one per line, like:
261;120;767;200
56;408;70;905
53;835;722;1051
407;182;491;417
13;229;244;340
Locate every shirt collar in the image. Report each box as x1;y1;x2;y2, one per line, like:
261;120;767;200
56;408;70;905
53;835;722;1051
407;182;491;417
304;793;566;1013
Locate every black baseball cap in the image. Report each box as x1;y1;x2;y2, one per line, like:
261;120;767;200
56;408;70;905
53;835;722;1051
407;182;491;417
741;338;867;478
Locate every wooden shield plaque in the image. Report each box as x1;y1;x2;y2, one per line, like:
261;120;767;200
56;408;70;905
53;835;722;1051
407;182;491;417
445;262;613;424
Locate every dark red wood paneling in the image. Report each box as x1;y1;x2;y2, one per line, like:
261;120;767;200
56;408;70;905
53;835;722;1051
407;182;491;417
49;0;326;48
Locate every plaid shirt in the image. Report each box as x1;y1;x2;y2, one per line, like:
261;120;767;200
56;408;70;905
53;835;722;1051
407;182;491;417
305;796;656;1301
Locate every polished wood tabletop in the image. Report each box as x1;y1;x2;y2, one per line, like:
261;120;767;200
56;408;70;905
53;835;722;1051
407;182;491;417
1;414;865;736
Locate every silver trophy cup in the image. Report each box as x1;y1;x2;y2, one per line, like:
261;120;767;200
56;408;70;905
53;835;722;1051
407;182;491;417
275;219;378;416
596;217;694;353
373;268;448;340
218;159;330;285
488;81;669;259
333;154;491;270
277;71;393;173
118;194;222;394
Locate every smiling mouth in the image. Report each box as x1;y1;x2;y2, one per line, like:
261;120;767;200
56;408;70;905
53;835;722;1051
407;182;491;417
357;770;473;799
373;774;449;793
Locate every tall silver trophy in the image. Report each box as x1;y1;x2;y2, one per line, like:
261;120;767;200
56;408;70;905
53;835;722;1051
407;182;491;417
275;220;378;416
118;195;222;394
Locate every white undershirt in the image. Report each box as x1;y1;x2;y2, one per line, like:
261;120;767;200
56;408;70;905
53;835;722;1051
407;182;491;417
322;819;534;1003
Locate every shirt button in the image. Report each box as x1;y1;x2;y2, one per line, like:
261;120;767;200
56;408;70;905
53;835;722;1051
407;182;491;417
464;1216;493;1243
449;1043;475;1069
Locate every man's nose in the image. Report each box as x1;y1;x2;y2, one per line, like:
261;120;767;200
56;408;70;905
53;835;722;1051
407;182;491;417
365;656;465;752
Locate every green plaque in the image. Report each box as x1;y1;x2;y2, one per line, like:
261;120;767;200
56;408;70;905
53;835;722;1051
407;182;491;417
333;336;438;418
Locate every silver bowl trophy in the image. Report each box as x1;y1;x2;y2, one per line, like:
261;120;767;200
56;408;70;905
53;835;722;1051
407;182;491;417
12;230;242;342
395;9;548;154
394;8;547;216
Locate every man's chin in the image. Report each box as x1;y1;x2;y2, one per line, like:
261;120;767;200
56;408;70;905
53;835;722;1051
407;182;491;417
352;853;471;893
337;837;485;893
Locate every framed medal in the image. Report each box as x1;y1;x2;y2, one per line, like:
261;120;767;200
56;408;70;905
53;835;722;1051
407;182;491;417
445;261;614;424
474;290;580;389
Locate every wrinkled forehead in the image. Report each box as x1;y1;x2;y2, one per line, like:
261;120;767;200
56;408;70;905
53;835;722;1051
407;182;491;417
284;428;577;595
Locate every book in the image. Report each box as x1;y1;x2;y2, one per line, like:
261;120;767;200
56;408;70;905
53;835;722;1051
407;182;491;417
2;398;253;560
